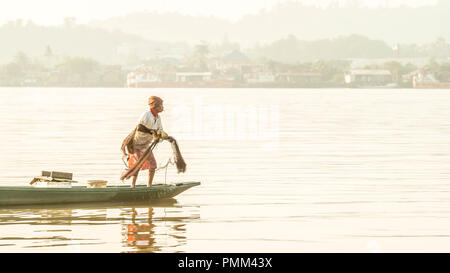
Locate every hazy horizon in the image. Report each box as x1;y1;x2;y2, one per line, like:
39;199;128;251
0;0;439;26
1;0;449;68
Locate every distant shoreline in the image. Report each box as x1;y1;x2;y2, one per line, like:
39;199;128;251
2;82;449;89
0;86;440;89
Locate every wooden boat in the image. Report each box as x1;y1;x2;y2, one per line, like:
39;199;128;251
0;182;200;206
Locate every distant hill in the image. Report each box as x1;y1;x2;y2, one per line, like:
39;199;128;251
2;1;450;67
246;34;450;64
0;21;189;64
246;34;394;63
88;1;450;45
90;12;231;44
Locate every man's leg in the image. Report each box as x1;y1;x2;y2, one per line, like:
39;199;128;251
131;173;138;188
148;169;156;187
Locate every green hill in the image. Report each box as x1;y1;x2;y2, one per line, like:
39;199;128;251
89;1;450;45
0;21;189;64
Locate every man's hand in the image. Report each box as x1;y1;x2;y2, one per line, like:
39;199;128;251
156;129;169;140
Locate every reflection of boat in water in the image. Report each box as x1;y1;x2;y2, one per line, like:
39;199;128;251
0;182;200;206
0;198;178;210
0;200;199;252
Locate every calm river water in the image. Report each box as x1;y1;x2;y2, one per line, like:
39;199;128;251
0;87;450;253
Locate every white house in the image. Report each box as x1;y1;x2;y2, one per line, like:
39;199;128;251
175;72;212;82
246;73;275;83
126;65;162;87
345;69;392;86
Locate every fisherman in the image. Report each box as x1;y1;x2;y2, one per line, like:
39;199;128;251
126;96;174;188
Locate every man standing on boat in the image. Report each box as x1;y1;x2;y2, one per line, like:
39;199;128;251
126;96;173;188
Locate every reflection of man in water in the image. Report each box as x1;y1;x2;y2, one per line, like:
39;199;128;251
122;206;190;253
126;208;157;252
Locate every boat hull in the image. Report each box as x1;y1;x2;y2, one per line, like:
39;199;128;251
0;182;200;206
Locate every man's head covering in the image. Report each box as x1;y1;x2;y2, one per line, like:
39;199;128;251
148;96;163;108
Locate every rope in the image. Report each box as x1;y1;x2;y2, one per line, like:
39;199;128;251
155;157;174;172
156;157;175;184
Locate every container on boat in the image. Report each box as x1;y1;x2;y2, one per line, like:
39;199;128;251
87;180;107;188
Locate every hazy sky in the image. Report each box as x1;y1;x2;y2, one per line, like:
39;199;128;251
0;0;438;25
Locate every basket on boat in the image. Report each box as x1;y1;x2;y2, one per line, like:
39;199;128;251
87;180;108;188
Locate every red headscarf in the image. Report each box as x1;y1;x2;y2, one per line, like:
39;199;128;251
148;96;163;118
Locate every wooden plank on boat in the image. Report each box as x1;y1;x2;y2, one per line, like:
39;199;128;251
51;171;72;180
41;171;73;180
30;176;78;185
